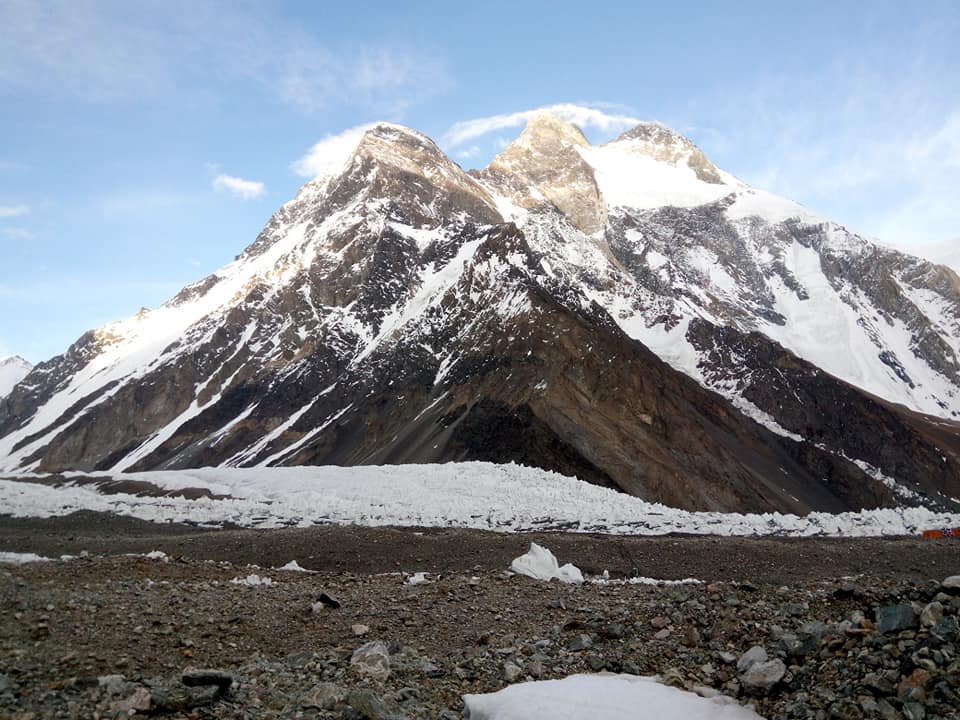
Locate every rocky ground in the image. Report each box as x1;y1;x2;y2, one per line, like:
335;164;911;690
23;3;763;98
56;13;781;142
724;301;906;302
0;513;959;719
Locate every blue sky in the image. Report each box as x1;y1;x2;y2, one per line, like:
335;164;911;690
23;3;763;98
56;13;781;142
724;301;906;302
1;0;958;362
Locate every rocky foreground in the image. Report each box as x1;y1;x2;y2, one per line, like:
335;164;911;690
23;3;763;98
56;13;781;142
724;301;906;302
1;521;959;719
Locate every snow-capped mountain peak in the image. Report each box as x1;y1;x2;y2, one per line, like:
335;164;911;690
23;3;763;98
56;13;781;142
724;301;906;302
608;121;725;184
0;356;32;399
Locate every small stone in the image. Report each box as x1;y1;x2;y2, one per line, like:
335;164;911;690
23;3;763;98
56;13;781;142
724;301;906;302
834;582;860;599
350;640;391;680
345;689;403;720
654;628;671;640
919;601;943;627
737;645;768;673
109;686;151;714
586;654;605;671
931;614;958;642
503;662;523;683
352;623;370;637
860;672;895;695
601;623;624;639
902;701;926;720
649;616;669;629
181;668;234;695
546;598;567;610
97;674;128;696
741;659;786;693
942;575;960;593
875;604;917;634
301;682;346;710
682;625;701;646
876;698;899;720
718;651;737;665
660;667;686;688
897;668;931;695
567;634;593;651
315;592;341;609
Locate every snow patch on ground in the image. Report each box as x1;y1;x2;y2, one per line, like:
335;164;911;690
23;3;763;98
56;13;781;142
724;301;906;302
275;560;313;572
510;542;583;584
0;551;51;564
230;574;274;587
463;673;767;720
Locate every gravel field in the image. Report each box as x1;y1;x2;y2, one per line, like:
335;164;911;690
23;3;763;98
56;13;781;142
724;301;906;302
1;512;959;719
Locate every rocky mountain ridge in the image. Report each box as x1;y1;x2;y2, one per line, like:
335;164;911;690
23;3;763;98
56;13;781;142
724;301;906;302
1;115;958;513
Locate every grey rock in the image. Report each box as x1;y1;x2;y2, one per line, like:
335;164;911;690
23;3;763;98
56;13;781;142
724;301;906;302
567;634;593;651
601;623;625;639
737;645;768;673
875;604;917;634
942;575;960;593
799;620;830;644
301;681;347;710
931;614;959;642
919;601;943;627
718;651;737;664
181;668;234;694
778;632;815;659
97;674;128;696
876;698;900;720
902;701;925;720
345;688;405;720
315;591;341;609
351;640;392;680
741;658;786;693
503;662;523;683
109;686;151;714
860;672;895;695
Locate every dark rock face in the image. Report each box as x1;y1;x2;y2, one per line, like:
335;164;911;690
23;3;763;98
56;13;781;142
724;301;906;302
687;318;960;508
1;118;958;514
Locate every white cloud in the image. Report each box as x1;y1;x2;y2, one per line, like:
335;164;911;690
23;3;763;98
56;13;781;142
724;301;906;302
0;204;29;218
291;123;378;178
96;189;192;217
0;2;448;115
212;174;266;200
2;227;34;240
443;103;643;148
455;145;482;160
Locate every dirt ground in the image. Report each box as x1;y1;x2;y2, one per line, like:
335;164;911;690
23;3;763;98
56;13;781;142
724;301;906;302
2;512;959;718
0;510;957;584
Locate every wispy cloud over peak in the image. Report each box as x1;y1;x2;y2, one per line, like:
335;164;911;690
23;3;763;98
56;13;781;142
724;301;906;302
290;123;378;179
212;174;266;200
443;103;643;148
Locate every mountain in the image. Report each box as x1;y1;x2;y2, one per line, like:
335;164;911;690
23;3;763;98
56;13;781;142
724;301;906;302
0;356;32;399
1;116;958;514
914;238;960;276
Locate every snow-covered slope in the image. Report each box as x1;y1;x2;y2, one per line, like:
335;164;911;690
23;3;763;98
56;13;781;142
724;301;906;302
0;356;32;399
1;116;958;515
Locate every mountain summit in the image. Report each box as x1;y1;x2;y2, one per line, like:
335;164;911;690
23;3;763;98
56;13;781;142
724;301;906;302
1;115;958;514
0;356;32;399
